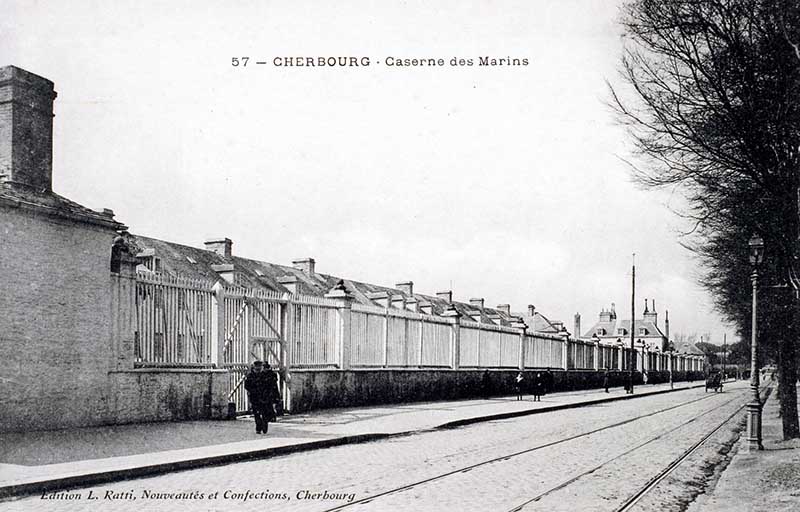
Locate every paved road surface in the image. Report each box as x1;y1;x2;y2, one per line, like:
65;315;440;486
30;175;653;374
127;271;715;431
7;382;751;512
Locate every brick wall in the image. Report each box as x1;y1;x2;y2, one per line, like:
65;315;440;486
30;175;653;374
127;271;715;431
0;66;56;191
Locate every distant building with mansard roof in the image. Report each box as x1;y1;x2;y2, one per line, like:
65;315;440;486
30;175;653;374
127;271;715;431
581;299;669;352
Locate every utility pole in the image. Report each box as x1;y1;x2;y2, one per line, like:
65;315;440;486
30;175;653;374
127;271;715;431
723;333;727;380
629;253;636;394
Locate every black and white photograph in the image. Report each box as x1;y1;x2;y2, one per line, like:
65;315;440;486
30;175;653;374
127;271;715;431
1;1;799;510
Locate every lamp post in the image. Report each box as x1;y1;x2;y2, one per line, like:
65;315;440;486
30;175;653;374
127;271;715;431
629;254;636;394
745;234;764;452
723;332;727;381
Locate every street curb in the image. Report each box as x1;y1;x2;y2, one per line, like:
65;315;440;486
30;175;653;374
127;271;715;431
0;434;390;500
0;383;707;500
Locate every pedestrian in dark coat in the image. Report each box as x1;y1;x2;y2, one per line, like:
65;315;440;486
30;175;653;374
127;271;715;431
244;360;279;434
603;369;610;393
532;372;544;401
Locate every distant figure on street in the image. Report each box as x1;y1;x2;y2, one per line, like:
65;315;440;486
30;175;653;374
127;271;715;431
532;372;544;401
244;360;280;434
603;369;610;393
481;369;492;399
515;372;524;401
643;370;649;385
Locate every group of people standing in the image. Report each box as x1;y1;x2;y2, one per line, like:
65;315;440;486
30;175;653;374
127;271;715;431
512;370;554;401
244;360;281;434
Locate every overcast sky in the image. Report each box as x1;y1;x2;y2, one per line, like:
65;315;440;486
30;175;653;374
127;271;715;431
1;0;737;344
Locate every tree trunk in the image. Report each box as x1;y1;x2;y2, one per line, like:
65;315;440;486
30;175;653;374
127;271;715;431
778;331;800;440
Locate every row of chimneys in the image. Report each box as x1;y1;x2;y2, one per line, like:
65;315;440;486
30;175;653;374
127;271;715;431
203;237;536;317
0;66;541;323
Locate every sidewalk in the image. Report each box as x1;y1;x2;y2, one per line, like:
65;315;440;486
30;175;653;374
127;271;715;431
690;384;800;512
0;380;703;498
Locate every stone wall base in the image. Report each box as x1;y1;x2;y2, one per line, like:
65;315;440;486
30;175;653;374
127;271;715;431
286;369;706;414
109;369;229;424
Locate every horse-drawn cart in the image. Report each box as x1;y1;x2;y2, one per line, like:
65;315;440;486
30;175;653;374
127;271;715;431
705;372;723;393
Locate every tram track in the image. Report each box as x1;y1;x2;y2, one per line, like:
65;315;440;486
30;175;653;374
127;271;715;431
504;390;752;512
320;389;733;512
612;384;773;512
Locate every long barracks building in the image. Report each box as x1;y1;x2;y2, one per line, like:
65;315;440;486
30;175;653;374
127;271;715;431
0;65;705;433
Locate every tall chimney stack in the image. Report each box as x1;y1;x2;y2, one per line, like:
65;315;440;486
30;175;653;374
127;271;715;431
205;238;233;258
0;66;57;192
574;312;581;339
292;258;315;275
396;281;413;295
436;290;453;303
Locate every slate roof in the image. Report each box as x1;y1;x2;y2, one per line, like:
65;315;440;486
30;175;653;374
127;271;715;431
126;234;545;328
513;310;563;334
583;318;665;338
0;182;125;230
672;340;706;356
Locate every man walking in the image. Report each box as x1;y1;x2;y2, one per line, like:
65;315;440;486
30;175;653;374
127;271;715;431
244;360;279;434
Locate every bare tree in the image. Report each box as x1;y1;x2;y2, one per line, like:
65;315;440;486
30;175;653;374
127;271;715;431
611;0;800;439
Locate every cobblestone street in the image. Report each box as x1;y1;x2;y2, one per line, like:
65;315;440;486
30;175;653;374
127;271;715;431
5;381;753;512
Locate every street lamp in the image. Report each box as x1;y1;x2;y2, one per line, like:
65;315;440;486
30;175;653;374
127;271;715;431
745;234;764;452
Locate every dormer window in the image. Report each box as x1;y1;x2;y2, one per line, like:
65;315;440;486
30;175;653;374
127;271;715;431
639;328;648;335
617;328;627;335
140;255;162;273
136;248;162;273
596;328;606;336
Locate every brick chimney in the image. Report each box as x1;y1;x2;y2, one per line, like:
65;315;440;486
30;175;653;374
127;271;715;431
396;281;413;295
496;304;511;315
205;238;232;258
470;298;485;308
0;66;58;192
436;290;452;303
527;304;536;316
292;258;315;275
574;313;581;339
643;298;658;326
